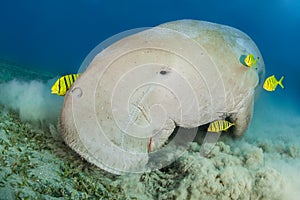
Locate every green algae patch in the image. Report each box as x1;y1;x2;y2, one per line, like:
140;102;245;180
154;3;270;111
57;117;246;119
0;106;125;199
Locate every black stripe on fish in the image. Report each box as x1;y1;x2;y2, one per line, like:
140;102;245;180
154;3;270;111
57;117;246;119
68;76;72;88
58;77;61;94
64;76;69;89
246;56;250;64
68;76;71;88
71;74;75;83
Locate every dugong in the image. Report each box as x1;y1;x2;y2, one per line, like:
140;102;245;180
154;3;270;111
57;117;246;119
60;20;265;174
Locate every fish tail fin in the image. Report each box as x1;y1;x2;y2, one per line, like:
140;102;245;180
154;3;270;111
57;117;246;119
253;57;259;68
278;76;284;89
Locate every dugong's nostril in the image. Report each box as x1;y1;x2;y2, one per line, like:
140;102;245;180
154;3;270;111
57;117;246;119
160;70;167;75
71;87;83;98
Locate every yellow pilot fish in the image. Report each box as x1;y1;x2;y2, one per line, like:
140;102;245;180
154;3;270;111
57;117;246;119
208;119;234;132
51;74;80;96
263;75;284;92
244;54;259;68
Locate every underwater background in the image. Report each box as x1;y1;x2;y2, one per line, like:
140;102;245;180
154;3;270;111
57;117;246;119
0;0;299;199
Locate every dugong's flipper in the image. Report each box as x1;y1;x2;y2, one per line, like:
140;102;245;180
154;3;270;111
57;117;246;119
199;132;221;157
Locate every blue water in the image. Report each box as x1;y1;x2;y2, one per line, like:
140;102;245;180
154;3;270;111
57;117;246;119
1;1;300;93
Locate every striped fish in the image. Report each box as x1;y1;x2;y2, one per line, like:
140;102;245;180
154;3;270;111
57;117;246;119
51;74;80;96
263;75;284;92
207;119;234;132
244;54;259;68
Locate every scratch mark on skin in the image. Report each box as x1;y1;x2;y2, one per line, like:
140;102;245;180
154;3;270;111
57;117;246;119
133;103;151;124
